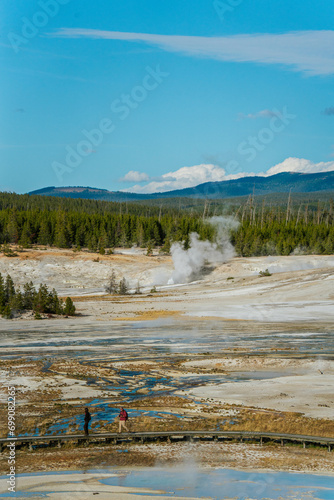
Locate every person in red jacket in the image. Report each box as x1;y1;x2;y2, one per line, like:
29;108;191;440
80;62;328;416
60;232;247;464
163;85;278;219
118;407;129;433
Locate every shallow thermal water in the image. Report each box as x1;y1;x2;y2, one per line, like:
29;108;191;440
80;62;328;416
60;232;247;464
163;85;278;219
1;318;333;436
1;468;334;499
24;369;279;436
102;467;334;499
1;319;333;359
41;369;283;434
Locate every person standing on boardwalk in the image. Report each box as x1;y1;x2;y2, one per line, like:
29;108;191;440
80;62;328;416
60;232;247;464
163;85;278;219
84;407;91;436
118;407;129;433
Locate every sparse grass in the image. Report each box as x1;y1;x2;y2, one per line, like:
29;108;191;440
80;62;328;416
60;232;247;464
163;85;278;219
1;437;334;476
229;408;334;438
259;268;272;277
1;244;18;257
128;396;190;408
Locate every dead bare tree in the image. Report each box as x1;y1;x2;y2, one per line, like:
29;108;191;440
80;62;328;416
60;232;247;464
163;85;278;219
304;204;309;224
260;199;265;229
295;203;302;227
286;189;292;224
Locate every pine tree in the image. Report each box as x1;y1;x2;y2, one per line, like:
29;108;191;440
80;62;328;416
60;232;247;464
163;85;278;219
161;237;171;254
11;290;24;311
63;297;76;316
19;221;32;247
2;304;12;319
0;273;5;311
38;220;51;245
146;242;153;256
23;281;36;310
105;270;117;294
98;229;108;254
49;288;63;315
136;223;145;247
54;212;69;248
6;209;19;243
5;275;15;303
118;277;129;295
33;284;49;313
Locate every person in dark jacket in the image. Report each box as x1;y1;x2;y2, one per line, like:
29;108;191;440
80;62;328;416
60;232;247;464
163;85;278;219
118;407;129;433
84;407;91;436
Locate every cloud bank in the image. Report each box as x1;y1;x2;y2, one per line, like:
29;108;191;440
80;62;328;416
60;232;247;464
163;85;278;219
265;157;334;176
51;28;334;76
120;158;334;193
121;164;227;193
119;170;150;182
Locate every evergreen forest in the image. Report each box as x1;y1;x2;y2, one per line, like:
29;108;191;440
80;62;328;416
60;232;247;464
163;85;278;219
0;191;333;256
0;272;76;319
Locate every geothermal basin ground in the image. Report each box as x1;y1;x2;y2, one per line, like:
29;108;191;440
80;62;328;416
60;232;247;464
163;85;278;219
0;248;334;497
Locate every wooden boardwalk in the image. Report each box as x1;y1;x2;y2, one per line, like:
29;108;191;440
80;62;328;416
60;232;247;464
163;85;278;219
1;430;334;452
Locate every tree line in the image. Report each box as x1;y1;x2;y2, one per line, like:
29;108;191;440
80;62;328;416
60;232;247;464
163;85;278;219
232;195;334;255
0;198;214;253
0;192;333;256
0;273;75;319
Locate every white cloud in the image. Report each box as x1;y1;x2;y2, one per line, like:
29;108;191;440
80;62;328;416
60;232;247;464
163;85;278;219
238;109;279;120
121;158;334;193
51;29;334;76
121;164;227;193
264;157;334;176
119;170;149;182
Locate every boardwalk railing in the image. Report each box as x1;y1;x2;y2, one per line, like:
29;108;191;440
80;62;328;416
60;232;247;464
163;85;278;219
1;430;334;452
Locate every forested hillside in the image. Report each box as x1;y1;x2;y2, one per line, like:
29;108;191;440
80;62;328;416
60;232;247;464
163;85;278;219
0;192;333;256
0;192;212;253
29;171;334;200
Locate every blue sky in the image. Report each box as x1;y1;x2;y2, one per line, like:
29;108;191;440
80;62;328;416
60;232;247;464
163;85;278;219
1;0;334;194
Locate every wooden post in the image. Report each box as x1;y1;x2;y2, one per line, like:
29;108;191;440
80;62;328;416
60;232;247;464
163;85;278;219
303;442;306;449
260;437;263;447
281;440;284;447
328;444;331;452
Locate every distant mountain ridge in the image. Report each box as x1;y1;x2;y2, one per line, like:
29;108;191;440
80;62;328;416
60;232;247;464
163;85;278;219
29;171;334;201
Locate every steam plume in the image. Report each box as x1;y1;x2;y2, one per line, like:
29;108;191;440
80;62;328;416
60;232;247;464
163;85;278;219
168;216;239;284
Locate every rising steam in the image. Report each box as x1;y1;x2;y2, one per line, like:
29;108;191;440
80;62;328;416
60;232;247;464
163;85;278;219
168;216;239;284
